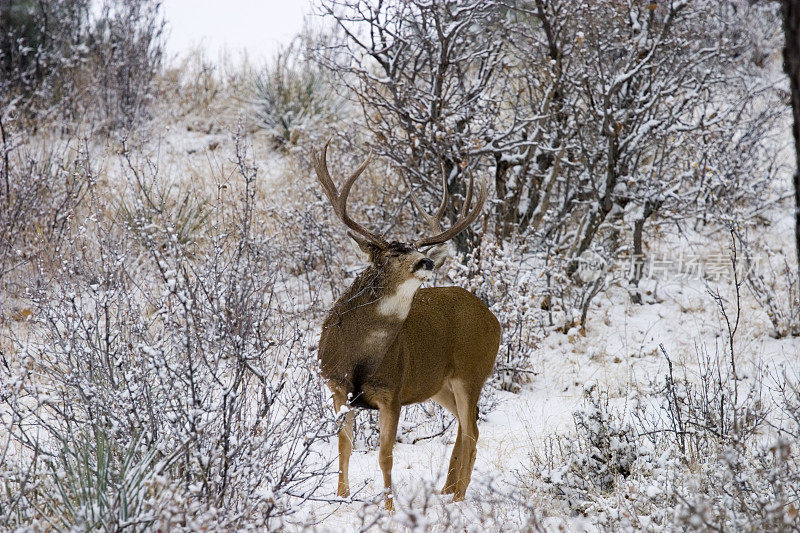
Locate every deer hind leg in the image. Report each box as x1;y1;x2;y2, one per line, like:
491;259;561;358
451;379;481;502
376;400;401;512
331;386;355;498
432;387;462;495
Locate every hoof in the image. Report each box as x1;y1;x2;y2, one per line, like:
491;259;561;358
337;486;350;498
452;492;466;502
385;496;395;513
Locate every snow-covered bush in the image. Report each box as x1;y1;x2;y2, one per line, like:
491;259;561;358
671;438;799;531
635;362;798;531
0;0;164;131
0;133;88;300
537;388;640;510
525;346;800;531
0;138;339;530
525;259;797;530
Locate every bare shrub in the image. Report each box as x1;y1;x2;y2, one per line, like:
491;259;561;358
157;49;265;140
735;228;800;338
160;50;225;122
0;0;164;131
0;137;339;530
0;0;91;122
0;123;88;299
116;168;210;249
82;0;165;130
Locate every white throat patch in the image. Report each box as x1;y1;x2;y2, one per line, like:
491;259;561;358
377;278;423;319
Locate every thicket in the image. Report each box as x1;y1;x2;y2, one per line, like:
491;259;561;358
0;137;348;530
0;0;164;130
313;0;796;335
527;247;800;531
0;0;165;301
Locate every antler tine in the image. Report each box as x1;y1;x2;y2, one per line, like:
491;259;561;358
338;155;387;246
414;170;487;248
311;140;387;248
462;168;474;219
433;162;449;221
312;138;339;205
407;163;449;235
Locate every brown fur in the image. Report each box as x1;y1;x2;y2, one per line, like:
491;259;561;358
320;245;501;510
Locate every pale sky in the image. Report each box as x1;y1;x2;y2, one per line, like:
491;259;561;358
162;0;312;63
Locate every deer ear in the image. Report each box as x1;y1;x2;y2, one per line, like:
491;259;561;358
348;231;381;260
425;243;450;268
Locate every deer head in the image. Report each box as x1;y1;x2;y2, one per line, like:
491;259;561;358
311;139;486;308
312;139;498;512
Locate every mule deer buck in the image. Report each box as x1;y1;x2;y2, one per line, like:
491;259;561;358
312;140;500;511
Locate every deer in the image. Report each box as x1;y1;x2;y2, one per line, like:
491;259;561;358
312;139;501;512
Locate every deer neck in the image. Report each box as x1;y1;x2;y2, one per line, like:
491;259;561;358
324;267;423;339
376;277;422;320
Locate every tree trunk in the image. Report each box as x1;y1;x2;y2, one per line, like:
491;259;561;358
493;153;514;241
782;0;800;285
629;199;658;304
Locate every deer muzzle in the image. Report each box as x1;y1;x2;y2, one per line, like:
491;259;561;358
415;258;434;272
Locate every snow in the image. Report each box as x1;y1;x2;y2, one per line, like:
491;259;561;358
285;256;799;529
1;1;797;529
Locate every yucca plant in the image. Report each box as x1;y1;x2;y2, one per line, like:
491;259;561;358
41;427;161;532
252;41;339;149
117;179;209;250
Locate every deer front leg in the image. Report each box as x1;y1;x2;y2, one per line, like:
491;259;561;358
377;402;401;512
331;386;355;498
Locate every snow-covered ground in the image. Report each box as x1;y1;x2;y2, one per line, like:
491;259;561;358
111;123;800;530
284;262;799;531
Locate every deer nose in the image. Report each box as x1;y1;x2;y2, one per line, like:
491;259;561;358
421;258;434;270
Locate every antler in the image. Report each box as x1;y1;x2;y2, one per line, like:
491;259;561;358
408;163;449;236
312;139;387;249
410;164;487;248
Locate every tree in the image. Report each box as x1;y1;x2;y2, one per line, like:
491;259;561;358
511;1;781;298
315;0;530;252
782;0;800;285
315;0;784;327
